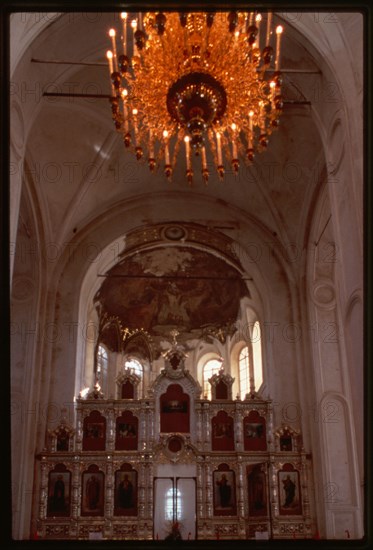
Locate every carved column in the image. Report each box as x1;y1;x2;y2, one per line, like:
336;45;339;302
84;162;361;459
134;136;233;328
146;456;154;522
106;409;115;451
268;456;278;535
138;460;146;519
205;458;212;518
139;404;146;450
147;403;154;447
105;459;114;517
235;405;243;451
196;458;204;520
203;402;210;451
267;401;275;452
196;403;202;446
300;451;311;523
39;459;48;519
75;406;83;451
237;459;245;518
71;459;81;519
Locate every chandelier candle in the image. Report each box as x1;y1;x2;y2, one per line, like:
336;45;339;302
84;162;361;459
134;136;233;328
106;11;284;183
120;12;127;56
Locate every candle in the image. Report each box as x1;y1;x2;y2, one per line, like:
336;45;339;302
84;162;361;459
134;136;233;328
248;110;254;147
120;12;127;56
266;12;272;45
109;29;118;71
131;19;138;56
106;50;113;74
121;89;128;132
132;108;138;144
270;81;276;102
184;135;191;170
255;13;262;50
106;51;114;94
163;130;170;165
201;146;207;169
216;131;222;165
275;25;283;70
149;129;154;158
231;123;238;158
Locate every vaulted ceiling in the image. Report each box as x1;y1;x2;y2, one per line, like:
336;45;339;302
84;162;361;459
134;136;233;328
11;11;360;345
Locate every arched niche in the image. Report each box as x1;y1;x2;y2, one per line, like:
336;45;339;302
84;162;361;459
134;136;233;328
81;464;105;517
115;411;138;451
82;410;106;451
211;410;235;451
243;410;267;451
47;463;71;518
114;463;138;517
160;384;190;433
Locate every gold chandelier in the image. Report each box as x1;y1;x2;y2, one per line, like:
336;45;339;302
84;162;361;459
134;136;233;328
106;11;284;184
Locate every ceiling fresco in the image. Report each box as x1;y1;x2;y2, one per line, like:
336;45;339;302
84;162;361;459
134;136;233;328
94;246;249;347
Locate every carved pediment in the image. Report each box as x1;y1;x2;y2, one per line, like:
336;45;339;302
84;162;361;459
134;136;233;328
209;371;235;400
116;368;141;399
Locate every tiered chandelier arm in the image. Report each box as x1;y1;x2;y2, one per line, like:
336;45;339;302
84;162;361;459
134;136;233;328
106;11;284;184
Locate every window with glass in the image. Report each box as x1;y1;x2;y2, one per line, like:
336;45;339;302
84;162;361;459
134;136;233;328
239;346;250;400
252;321;263;389
124;358;143;379
97;344;108;384
203;359;222;399
238;321;263;398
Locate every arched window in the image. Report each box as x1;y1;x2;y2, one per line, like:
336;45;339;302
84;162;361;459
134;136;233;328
165;487;182;521
238;321;264;398
252;321;263;389
124;358;143;379
97;344;108;390
239;346;250;400
203;359;222;399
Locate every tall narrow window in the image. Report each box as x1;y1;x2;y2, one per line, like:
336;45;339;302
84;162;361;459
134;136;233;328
97;344;108;389
239;346;250;400
203;359;222;399
238;320;264;397
252;321;263;390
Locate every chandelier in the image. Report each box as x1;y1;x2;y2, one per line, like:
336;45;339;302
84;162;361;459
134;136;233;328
106;11;284;184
